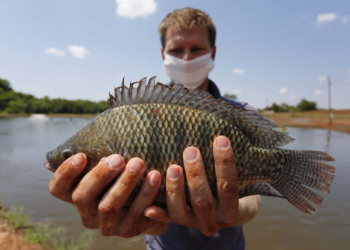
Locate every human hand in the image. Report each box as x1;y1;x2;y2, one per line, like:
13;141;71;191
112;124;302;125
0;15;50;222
48;153;164;238
143;136;255;237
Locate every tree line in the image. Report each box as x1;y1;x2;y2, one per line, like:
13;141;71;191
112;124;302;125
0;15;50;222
0;78;108;114
264;99;317;112
224;92;318;112
1;77;318;114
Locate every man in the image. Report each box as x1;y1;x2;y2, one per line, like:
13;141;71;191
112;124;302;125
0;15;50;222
48;7;260;250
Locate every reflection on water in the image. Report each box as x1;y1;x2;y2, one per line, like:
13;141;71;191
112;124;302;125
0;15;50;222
0;118;349;250
325;129;331;153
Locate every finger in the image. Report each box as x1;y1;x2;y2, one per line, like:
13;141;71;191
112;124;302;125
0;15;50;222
72;154;125;229
165;165;192;226
98;157;145;236
119;170;162;237
213;136;239;226
183;147;216;234
49;153;87;203
144;206;172;223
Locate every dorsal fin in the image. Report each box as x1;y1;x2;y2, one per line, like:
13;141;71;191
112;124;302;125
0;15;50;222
107;77;294;148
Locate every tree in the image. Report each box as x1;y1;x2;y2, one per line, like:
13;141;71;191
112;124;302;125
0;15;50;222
0;78;12;92
0;91;20;112
4;99;27;114
297;99;317;111
223;93;237;100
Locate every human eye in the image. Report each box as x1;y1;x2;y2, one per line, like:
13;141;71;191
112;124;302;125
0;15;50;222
169;48;182;53
191;47;205;53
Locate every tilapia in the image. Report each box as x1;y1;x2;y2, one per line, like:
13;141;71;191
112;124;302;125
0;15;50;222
45;77;335;214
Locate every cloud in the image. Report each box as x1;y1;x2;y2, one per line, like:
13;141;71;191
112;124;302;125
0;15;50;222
115;0;157;19
279;88;288;94
67;45;90;59
317;75;328;81
315;90;321;95
290;94;296;101
45;47;65;56
345;79;350;83
233;89;242;94
233;68;245;75
342;16;350;24
317;13;337;24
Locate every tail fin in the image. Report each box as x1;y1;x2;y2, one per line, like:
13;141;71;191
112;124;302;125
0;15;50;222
271;150;335;214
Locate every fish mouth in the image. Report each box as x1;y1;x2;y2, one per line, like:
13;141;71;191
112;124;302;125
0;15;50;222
44;161;55;172
44;151;55;172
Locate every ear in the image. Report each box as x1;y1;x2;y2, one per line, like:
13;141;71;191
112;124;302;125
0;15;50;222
161;47;165;60
211;46;216;61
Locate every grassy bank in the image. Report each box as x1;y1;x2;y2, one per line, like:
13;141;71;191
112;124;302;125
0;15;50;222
0;200;92;250
264;109;350;134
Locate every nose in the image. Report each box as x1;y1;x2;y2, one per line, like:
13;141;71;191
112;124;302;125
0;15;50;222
182;52;194;61
181;49;196;61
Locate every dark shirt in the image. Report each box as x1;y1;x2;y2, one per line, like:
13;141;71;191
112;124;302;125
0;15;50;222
144;79;251;250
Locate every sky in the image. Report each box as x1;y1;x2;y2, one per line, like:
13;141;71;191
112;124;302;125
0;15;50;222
0;0;349;110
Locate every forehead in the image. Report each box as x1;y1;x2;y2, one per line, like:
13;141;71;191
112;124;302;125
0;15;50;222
164;25;210;48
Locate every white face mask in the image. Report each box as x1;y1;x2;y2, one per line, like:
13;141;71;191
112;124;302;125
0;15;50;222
163;51;215;89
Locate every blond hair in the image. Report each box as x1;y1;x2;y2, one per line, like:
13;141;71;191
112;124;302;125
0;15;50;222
158;8;216;48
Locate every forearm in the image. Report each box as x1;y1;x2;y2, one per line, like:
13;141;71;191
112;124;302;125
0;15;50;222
235;195;261;225
143;222;169;235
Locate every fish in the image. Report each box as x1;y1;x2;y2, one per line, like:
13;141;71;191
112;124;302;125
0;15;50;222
45;76;335;214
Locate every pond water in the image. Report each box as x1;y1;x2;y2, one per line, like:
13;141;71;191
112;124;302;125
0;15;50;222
0;117;349;250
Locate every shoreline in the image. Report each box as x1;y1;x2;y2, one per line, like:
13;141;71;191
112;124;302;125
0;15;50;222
0;204;44;250
1;110;350;134
264;110;350;134
0;202;92;250
0;218;45;250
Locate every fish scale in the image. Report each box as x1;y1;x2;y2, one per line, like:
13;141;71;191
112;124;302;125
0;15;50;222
46;77;335;214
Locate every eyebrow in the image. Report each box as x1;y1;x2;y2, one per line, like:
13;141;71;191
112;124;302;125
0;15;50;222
166;43;208;50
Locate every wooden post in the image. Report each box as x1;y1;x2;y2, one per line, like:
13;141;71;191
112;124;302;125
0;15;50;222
328;76;332;125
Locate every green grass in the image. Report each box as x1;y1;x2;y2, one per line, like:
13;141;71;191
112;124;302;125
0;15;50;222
0;201;93;250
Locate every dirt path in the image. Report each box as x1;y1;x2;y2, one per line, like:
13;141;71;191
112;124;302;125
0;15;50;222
0;218;44;250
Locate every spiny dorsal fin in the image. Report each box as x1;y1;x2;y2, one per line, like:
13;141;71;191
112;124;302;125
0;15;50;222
107;77;295;148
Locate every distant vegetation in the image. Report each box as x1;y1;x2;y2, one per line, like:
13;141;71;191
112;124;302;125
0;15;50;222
1;77;318;114
223;93;238;100
263;99;317;112
0;78;108;114
224;91;318;113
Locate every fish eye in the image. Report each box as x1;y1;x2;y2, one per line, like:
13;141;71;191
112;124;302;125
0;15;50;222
63;149;74;159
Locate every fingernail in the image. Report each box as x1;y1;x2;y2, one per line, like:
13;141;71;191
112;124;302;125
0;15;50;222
216;136;229;149
106;154;123;169
144;208;155;217
150;171;160;185
70;153;84;167
129;159;143;173
168;166;179;180
184;147;198;162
